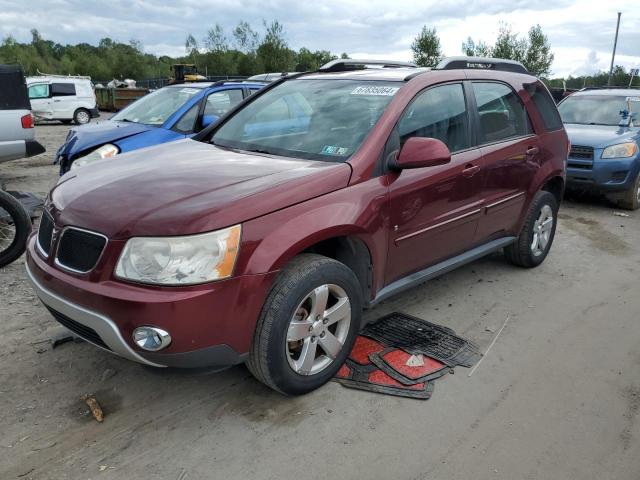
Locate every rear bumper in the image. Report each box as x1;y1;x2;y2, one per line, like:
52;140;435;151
566;156;639;192
25;234;277;368
89;107;100;119
0;139;45;163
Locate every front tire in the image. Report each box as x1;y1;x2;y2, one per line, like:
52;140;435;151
615;173;640;211
246;254;362;395
504;190;558;268
73;108;91;125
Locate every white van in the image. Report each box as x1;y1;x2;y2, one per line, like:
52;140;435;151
26;75;99;125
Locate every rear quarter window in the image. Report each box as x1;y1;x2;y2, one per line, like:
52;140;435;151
50;83;76;97
528;83;563;131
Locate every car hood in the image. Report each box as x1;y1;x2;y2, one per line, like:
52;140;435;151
57;120;153;158
565;124;639;149
49;139;351;239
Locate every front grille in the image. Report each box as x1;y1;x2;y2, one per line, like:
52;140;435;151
37;212;54;256
569;145;594;160
44;305;111;350
567;162;591;170
56;228;106;273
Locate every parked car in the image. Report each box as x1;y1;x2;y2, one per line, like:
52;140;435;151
559;88;640;209
0;65;45;163
27;75;99;125
55;80;267;173
26;58;567;395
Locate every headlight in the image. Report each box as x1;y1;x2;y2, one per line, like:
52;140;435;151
601;142;638;159
70;144;119;170
115;225;241;285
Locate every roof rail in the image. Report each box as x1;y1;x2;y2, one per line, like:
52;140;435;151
436;57;528;74
579;86;640;91
319;59;417;72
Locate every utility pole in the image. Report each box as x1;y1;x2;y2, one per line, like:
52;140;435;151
608;12;621;86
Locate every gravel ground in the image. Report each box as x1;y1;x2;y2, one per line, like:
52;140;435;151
1;121;639;480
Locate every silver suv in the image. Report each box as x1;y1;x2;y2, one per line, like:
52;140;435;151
0;65;45;163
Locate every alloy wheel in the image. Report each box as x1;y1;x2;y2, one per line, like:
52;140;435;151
286;284;351;376
76;111;90;124
531;204;554;257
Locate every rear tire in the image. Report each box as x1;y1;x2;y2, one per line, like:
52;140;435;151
615;173;640;211
73;108;91;125
504;190;558;268
246;254;362;395
0;190;32;267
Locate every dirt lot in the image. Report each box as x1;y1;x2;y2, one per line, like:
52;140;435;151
1;121;639;480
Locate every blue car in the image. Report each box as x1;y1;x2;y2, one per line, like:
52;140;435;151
559;89;640;210
55;80;267;173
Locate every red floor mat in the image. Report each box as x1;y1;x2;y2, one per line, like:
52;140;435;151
334;359;435;399
369;347;451;385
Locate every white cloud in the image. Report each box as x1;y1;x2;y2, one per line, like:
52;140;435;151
1;0;638;78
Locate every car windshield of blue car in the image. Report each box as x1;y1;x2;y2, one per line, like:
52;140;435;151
112;86;200;126
212;79;401;162
559;95;631;126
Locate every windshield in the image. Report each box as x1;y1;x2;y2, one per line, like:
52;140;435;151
212;79;401;161
559;95;629;126
112;86;200;125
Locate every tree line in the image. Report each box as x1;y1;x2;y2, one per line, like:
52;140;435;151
0;21;637;88
411;22;638;87
0;22;345;82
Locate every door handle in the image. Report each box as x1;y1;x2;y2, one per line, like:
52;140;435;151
526;146;539;157
462;164;481;177
53;99;61;102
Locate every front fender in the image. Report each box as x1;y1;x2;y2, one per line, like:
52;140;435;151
237;177;390;296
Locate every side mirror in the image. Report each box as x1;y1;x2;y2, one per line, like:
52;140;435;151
393;137;451;170
202;114;219;129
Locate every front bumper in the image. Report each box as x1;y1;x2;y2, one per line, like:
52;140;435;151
26;235;277;368
567;155;639;192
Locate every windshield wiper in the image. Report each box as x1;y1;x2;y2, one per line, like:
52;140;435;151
243;148;275;155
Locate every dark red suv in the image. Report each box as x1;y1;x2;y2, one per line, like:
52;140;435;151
26;58;567;395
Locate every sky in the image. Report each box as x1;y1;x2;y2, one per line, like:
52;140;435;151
2;0;639;78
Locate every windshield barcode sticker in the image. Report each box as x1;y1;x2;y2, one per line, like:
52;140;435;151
351;86;399;96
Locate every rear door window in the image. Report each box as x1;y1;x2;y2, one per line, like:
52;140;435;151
472;82;531;143
50;83;76;97
397;83;470;153
204;89;243;117
527;83;563;131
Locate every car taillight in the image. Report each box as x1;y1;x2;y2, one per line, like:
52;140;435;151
21;113;34;129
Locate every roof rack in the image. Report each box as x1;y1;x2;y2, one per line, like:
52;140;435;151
319;59;417;73
436;57;528;74
33;70;92;80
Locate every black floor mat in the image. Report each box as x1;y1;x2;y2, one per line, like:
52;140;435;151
361;312;482;368
0;191;43;221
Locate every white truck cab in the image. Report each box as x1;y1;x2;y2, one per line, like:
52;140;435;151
27;75;99;125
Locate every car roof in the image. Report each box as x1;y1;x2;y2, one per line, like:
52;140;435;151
571;89;640;97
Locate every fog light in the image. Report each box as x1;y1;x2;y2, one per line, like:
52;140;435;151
133;327;171;351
